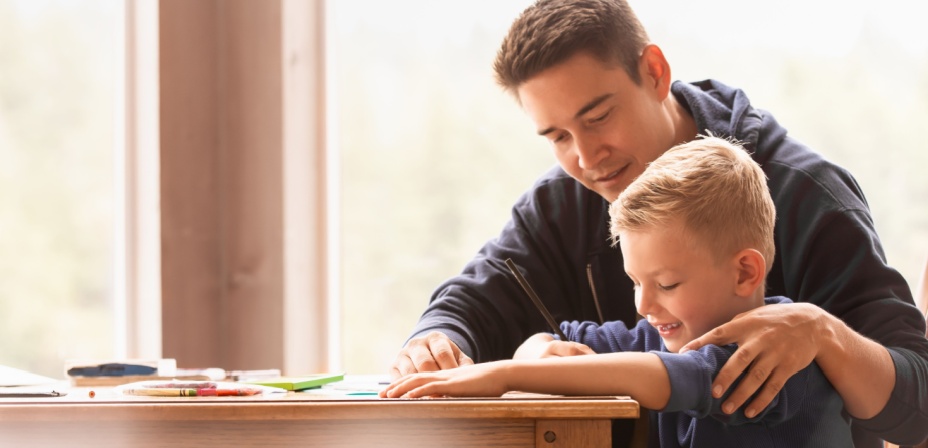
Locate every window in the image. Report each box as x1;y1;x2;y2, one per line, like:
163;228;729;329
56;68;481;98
330;0;549;373
4;0;922;379
0;0;123;378
637;0;928;293
331;0;928;374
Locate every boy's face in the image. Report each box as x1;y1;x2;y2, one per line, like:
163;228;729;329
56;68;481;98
517;51;680;203
619;222;747;353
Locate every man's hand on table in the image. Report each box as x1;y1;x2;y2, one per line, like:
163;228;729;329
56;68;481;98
390;331;474;379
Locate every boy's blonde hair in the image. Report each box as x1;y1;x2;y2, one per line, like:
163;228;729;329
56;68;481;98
609;136;776;270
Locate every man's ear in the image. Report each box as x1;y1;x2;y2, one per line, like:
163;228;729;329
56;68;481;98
733;248;766;298
639;44;671;100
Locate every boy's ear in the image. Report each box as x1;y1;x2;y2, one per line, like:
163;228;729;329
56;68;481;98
733;248;766;297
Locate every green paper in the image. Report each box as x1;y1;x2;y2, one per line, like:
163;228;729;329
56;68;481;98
244;373;344;391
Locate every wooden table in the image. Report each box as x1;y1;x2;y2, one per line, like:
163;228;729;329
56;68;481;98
0;387;638;447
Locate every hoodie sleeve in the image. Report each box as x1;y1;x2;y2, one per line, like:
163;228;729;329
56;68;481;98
854;348;928;445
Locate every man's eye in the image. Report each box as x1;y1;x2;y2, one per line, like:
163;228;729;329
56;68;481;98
588;111;610;124
659;283;680;291
552;132;568;143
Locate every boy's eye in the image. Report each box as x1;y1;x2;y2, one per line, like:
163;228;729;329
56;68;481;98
659;283;680;291
552;132;569;143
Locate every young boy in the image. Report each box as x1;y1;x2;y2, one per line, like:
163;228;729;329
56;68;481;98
381;136;853;447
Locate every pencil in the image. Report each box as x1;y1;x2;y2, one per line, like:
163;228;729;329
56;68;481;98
504;258;570;341
118;387;263;397
118;385;266;397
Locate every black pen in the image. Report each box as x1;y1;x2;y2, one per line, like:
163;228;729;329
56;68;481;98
504;258;569;341
0;390;67;398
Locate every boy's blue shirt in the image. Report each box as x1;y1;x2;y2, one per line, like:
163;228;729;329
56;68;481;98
560;296;854;447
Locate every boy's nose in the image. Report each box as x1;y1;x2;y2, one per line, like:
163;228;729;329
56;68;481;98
634;287;653;315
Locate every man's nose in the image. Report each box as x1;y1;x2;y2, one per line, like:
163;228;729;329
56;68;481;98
574;135;607;170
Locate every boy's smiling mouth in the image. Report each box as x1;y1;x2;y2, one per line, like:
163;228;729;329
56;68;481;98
653;321;682;335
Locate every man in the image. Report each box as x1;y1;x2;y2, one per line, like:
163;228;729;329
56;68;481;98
383;137;855;447
390;1;928;446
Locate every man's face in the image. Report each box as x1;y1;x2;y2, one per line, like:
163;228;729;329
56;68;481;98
619;223;744;353
517;51;678;202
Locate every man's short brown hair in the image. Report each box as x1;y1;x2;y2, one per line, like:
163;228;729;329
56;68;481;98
493;0;650;97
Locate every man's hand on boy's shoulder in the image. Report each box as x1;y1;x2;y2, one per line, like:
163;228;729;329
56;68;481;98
390;331;474;379
681;303;826;418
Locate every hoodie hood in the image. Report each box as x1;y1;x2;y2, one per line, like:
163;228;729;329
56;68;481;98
671;79;787;165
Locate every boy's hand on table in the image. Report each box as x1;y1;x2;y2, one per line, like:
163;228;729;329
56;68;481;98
380;362;508;399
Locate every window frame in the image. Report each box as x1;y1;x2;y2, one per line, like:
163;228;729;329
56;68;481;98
150;0;334;373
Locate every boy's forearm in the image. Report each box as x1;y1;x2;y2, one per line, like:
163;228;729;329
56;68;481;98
815;312;894;419
501;352;672;409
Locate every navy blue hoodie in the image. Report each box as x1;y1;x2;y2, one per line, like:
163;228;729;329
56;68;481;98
409;79;928;446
